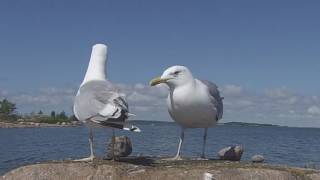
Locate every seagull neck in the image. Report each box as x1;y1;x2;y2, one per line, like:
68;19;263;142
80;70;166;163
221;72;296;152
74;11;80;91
171;79;196;91
81;55;106;86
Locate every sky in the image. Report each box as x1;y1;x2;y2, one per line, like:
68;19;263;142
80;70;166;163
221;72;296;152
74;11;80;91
0;0;320;127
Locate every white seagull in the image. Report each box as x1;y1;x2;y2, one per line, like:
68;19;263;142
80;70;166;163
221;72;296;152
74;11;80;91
150;65;223;160
73;44;140;161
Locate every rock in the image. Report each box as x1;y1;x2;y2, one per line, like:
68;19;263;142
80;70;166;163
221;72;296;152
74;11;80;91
2;160;320;180
106;136;132;158
308;173;320;180
61;122;66;126
203;172;214;180
251;155;265;163
17;119;24;122
34;123;40;127
56;122;60;125
218;145;244;161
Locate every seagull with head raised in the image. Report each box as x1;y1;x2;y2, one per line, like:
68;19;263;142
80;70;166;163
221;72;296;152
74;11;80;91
73;44;140;162
150;65;223;160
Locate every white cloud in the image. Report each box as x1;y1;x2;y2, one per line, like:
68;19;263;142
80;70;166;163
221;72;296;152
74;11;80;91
265;87;292;99
0;88;8;97
221;85;243;96
281;96;298;105
3;82;170;121
39;87;75;95
6;87;75;114
127;91;155;104
220;85;320;127
307;106;320;116
2;82;320;127
236;99;254;107
133;83;145;90
289;110;295;114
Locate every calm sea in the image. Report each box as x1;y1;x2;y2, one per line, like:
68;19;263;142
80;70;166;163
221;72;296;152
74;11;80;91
0;121;319;175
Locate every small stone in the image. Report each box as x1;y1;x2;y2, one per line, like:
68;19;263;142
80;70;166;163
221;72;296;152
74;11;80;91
107;136;132;159
128;169;146;175
251;155;265;163
203;172;214;180
218;145;244;161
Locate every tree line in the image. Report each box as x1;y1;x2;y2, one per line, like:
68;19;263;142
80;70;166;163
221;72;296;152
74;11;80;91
0;98;77;124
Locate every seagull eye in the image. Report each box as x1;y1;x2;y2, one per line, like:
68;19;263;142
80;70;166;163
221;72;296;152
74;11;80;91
173;71;181;75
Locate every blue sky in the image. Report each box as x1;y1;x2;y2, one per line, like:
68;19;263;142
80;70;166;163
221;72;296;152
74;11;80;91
0;0;320;127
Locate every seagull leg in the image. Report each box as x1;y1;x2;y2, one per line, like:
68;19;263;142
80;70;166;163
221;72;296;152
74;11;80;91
74;126;95;162
201;128;208;159
173;128;184;160
111;128;116;161
89;126;95;159
162;128;185;161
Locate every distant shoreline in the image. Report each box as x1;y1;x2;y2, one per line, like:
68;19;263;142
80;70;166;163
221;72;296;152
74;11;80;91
130;120;320;129
221;121;280;127
130;120;280;127
0;121;82;128
1;120;317;129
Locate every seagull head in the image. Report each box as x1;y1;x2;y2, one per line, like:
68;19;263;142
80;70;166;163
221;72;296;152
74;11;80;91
150;65;194;88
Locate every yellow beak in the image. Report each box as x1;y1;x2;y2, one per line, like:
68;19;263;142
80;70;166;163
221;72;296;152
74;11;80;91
149;77;172;86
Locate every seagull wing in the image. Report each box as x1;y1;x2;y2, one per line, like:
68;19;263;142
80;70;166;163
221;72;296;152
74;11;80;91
200;80;224;121
74;80;129;129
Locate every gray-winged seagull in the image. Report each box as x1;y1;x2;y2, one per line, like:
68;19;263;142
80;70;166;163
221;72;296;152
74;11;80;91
73;44;140;161
150;65;223;160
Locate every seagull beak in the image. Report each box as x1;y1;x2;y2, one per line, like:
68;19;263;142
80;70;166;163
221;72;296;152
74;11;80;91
149;77;171;86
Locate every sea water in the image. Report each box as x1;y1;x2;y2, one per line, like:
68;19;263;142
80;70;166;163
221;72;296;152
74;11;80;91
0;121;319;175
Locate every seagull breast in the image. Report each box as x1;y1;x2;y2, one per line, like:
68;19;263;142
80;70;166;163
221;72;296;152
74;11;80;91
167;79;218;128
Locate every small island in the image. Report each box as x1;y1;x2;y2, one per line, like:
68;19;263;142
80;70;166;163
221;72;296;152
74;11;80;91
0;99;82;128
221;122;280;127
130;120;281;127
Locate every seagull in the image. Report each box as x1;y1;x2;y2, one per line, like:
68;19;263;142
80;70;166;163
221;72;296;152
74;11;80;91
150;65;223;160
73;44;140;161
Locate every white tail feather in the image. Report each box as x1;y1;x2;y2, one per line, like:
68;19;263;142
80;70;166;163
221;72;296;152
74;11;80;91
128;113;136;117
123;125;141;132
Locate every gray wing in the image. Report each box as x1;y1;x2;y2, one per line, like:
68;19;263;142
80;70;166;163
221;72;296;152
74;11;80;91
73;80;128;129
200;80;224;121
